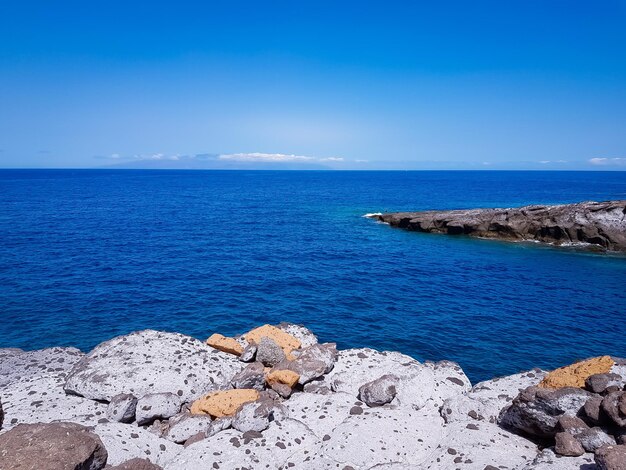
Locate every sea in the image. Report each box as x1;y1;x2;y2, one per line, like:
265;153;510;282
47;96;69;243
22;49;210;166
1;169;625;383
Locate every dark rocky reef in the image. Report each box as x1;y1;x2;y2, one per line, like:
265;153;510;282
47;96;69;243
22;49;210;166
371;200;626;252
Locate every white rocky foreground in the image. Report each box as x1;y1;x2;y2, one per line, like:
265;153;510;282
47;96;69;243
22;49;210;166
0;324;625;470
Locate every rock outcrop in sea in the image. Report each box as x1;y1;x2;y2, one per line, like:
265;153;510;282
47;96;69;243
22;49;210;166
1;323;626;469
369;200;626;252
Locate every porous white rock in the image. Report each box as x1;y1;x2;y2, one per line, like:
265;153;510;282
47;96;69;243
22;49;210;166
94;421;181;467
165;418;317;470
277;322;319;347
135;393;181;426
320;349;470;411
163;413;214;444
107;394;138;423
283;391;356;438
231;398;289;434
522;448;596;469
64;330;243;403
0;346;84;387
441;369;547;424
1;373;107;430
423;421;538;469
321;406;445;468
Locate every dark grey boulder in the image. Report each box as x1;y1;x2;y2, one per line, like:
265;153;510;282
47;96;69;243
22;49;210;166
238;343;257;363
230;362;266;390
595;444;626;470
575;427;616;452
554;431;585;457
557;415;589;435
135;393;181;426
583;395;606;426
0;397;3;430
498;386;593;438
255;337;285;367
602;391;626;428
273;343;337;385
232;398;289;433
107;393;138;423
586;373;625;394
358;374;399;407
0;422;108;470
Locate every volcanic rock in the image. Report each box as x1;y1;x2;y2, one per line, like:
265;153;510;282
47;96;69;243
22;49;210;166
0;346;85;387
230;362;266;390
108;459;163;470
167;418;315;469
586;372;625;394
372;200;626;252
272;342;337;385
499;386;593;437
244;324;301;358
64;330;243;403
1;371;107;430
539;356;615;388
358;374;398;407
595;444;626;470
94;422;179;467
255;336;286;367
190;389;259;418
575;426;616;452
0;422;108;470
107;393;138;423
205;333;243;356
441;369;547;424
554;431;585;456
238;343;257;362
276;322;318;347
602;391;626;427
135;393;181;426
231;400;281;433
163;413;214;444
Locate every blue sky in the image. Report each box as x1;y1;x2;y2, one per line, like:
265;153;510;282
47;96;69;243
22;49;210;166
1;1;625;169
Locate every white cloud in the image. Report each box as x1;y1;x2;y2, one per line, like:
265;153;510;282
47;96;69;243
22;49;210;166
355;159;369;163
133;153;181;161
219;152;315;162
589;157;626;166
539;160;568;164
218;152;344;163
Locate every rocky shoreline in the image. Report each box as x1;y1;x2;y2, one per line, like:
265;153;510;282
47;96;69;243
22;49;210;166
368;200;626;252
1;323;626;469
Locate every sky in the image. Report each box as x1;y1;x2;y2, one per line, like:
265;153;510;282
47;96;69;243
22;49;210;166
0;1;625;170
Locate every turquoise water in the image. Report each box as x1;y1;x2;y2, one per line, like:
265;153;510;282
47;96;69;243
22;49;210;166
0;169;625;382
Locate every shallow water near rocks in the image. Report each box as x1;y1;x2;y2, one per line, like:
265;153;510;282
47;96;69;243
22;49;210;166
1;169;625;383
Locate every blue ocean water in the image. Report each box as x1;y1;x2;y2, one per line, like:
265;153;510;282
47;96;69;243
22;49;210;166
0;169;625;383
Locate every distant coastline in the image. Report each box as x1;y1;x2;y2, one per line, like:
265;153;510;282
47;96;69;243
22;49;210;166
368;200;626;253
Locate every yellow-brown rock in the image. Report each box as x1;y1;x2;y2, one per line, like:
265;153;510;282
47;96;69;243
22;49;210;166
538;356;614;389
206;333;243;356
244;324;301;358
266;369;300;389
190;389;259;418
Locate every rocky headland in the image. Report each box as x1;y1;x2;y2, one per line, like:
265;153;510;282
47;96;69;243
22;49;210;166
1;323;626;470
368;200;626;252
